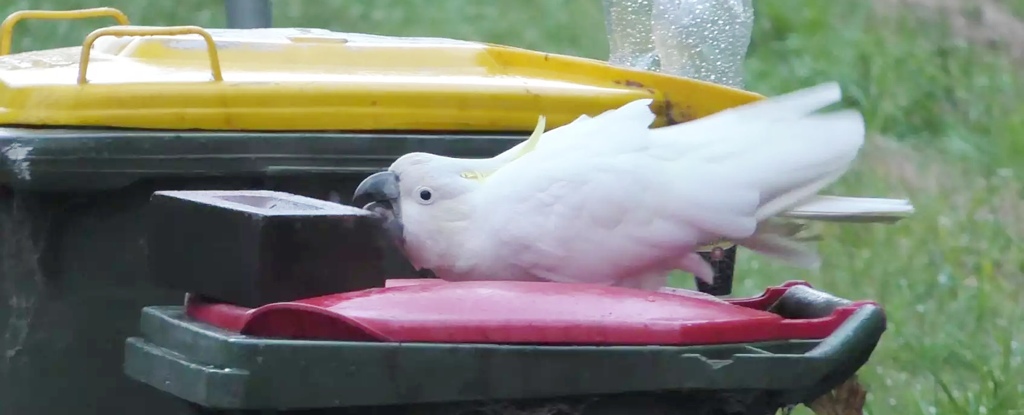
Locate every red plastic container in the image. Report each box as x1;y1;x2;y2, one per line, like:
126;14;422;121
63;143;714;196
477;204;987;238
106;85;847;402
186;279;875;346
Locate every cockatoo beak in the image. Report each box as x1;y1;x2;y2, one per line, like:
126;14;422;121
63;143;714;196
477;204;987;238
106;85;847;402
353;171;405;245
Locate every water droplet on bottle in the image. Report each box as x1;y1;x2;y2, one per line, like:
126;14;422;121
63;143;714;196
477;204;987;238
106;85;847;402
649;0;753;87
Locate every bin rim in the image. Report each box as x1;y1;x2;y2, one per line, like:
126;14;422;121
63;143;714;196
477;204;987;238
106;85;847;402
123;280;886;410
182;279;879;347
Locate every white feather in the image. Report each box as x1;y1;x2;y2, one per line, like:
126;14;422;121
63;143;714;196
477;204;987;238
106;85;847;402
390;82;908;289
451;83;864;285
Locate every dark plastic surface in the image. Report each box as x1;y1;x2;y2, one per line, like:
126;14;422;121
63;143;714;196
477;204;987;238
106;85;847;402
181;392;801;415
0;127;516;415
123;282;887;412
696;245;738;296
148;190;390;308
183;280;866;346
0;128;523;192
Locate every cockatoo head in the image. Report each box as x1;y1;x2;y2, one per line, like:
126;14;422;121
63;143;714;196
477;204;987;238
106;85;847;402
351;116;547;269
352;152;483;245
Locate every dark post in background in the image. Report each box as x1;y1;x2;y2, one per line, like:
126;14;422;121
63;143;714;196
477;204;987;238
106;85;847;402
225;0;273;29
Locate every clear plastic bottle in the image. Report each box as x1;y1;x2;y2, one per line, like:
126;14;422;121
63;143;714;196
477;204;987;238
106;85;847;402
602;0;660;72
602;0;754;89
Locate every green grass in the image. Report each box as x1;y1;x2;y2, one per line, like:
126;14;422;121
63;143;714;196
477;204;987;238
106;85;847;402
3;0;1022;414
1000;0;1024;21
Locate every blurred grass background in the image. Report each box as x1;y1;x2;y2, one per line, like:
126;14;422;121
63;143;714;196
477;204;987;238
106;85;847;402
2;0;1022;414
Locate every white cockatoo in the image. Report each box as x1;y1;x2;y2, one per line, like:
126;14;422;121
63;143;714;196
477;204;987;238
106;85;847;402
352;82;913;289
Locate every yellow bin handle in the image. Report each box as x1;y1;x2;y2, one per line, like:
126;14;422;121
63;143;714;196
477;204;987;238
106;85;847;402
78;25;225;84
0;8;131;55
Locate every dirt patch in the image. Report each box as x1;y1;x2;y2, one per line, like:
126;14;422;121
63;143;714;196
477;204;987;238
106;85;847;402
859;135;1024;240
859;136;944;193
864;0;1024;235
877;0;1024;60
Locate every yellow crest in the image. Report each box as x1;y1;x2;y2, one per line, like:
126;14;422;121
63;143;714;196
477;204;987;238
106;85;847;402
461;114;546;181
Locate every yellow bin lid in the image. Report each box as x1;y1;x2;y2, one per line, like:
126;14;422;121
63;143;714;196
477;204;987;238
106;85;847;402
0;8;762;132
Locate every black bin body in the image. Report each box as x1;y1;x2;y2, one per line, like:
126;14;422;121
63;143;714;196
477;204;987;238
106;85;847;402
0;128;521;415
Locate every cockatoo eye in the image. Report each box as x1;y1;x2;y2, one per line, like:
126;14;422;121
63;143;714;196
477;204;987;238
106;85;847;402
415;186;434;204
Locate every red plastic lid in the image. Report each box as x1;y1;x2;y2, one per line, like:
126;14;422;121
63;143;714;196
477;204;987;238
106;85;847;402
187;280;858;346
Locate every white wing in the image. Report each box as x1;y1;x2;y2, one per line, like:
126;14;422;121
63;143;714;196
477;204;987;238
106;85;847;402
491;98;657;165
462;82;865;285
647;82;864;219
467;151;760;285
